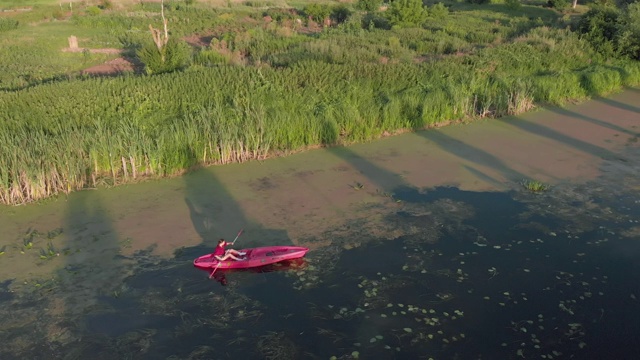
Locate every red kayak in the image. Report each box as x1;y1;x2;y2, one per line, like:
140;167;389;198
193;246;309;270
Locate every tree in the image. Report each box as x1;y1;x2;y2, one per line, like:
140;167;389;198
617;2;640;59
138;0;191;74
149;0;169;60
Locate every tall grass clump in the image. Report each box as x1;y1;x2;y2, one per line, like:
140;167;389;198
0;18;19;32
522;179;549;192
137;38;192;75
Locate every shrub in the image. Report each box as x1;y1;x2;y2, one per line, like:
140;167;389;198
304;3;332;23
429;3;449;18
85;6;102;16
331;5;352;24
617;2;640;59
363;13;390;29
386;0;428;27
263;8;299;22
137;38;192;75
505;0;522;10
0;18;19;32
193;49;230;66
356;0;383;12
547;0;569;11
577;5;621;57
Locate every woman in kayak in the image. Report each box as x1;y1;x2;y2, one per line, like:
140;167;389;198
213;239;246;261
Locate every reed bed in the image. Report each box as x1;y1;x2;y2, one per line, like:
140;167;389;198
2;6;640;205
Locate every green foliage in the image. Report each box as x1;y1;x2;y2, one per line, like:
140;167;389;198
137;38;192;75
386;0;429;27
363;12;391;29
577;5;622;57
263;8;299;22
547;0;569;10
356;0;383;12
304;3;332;23
467;0;491;5
1;1;640;204
505;0;522;11
0;18;19;32
522;179;549;192
429;3;449;18
99;0;114;10
331;5;352;24
194;48;230;66
617;2;640;59
85;6;102;16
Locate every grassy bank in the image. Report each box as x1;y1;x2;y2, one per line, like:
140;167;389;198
1;1;639;205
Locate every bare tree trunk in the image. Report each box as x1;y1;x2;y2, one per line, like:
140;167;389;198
161;0;168;40
149;0;169;60
572;0;578;8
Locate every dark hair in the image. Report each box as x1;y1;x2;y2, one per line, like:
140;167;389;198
218;239;225;245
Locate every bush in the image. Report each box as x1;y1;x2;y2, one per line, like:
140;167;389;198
429;3;449;18
617;2;640;59
0;18;19;32
356;0;383;12
547;0;569;10
505;0;522;10
85;6;102;16
363;13;390;29
331;5;352;24
263;8;299;22
577;5;621;57
137;38;192;75
386;0;428;27
304;3;332;23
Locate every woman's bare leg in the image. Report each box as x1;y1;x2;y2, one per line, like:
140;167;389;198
216;253;242;261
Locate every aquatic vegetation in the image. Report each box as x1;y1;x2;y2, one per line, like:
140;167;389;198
350;182;365;190
257;331;298;360
39;241;58;260
1;147;638;359
521;179;550;192
46;228;64;239
21;228;40;250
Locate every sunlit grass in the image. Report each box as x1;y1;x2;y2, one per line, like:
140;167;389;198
1;1;639;204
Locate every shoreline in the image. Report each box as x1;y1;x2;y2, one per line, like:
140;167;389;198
0;89;638;282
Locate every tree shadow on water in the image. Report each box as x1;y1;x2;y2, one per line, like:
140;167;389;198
326;145;408;192
417;129;526;182
592;96;640;115
497;116;624;161
48;158;294;358
182;164;291;255
53;189;130;357
546;105;639;137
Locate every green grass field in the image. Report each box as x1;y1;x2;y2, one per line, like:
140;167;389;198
1;0;638;205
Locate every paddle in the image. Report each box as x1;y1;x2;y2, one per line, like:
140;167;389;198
209;229;244;279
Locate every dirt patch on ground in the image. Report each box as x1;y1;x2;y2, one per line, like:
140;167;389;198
81;56;142;76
